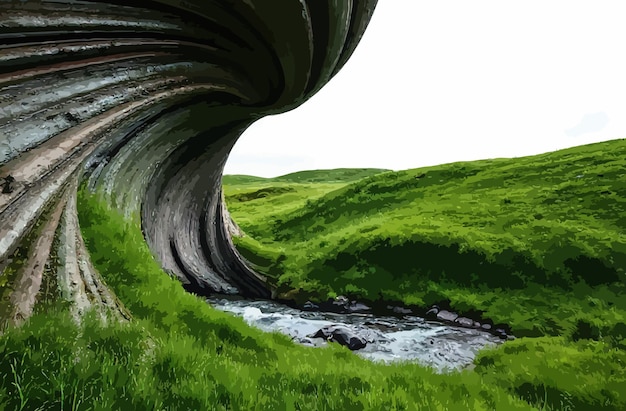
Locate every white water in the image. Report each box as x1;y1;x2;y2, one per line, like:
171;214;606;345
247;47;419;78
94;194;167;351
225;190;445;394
207;297;503;373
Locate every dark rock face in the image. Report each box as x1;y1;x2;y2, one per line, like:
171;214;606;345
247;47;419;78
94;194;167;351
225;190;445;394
0;1;379;302
311;325;368;350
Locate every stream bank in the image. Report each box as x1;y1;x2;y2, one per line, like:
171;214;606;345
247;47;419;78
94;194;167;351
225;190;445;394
207;296;505;373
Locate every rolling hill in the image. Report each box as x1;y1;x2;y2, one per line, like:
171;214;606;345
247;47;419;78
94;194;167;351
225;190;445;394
224;139;626;340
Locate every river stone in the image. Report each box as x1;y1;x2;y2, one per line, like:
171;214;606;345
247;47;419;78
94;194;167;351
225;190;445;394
303;301;319;310
326;296;350;312
310;325;367;350
333;296;349;305
454;317;474;328
348;302;371;313
392;306;412;315
481;323;492;331
436;310;458;323
495;329;508;339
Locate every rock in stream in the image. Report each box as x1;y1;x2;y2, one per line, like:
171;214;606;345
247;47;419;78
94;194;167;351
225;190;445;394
207;297;504;373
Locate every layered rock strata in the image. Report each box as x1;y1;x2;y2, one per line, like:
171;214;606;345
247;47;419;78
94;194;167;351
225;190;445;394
0;0;377;323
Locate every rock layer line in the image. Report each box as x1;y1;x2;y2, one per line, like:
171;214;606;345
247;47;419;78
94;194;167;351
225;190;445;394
0;1;378;320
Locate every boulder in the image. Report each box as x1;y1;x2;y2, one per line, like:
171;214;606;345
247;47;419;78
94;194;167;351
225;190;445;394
436;310;458;323
480;323;492;331
454;317;474;328
310;325;367;350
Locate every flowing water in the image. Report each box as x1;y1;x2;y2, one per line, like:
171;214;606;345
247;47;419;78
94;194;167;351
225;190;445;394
207;297;503;373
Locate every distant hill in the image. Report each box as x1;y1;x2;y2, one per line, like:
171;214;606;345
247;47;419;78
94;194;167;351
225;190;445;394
223;168;390;186
271;168;391;183
222;175;269;185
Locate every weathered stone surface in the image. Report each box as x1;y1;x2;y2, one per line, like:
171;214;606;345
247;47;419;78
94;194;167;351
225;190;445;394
0;1;379;320
348;302;371;313
454;317;474;328
436;310;459;323
311;325;368;350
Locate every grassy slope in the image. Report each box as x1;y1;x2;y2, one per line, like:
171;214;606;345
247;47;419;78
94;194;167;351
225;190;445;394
1;155;625;409
222;143;626;408
225;140;626;341
1;188;547;411
222;169;390;227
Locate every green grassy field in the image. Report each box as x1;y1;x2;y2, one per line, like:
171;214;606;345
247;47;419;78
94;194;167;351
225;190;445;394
1;142;625;410
0;188;543;411
225;139;626;342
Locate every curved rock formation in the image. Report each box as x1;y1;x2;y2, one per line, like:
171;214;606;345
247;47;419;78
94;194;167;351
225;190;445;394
0;0;377;321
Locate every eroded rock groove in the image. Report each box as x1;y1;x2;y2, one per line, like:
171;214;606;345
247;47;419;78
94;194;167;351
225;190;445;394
0;0;377;319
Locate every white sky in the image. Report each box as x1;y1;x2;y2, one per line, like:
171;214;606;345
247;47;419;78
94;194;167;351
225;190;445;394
224;1;626;178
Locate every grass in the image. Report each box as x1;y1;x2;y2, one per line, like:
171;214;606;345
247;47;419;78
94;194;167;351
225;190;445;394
222;168;390;185
1;140;625;409
0;187;543;410
224;140;626;342
222;168;390;230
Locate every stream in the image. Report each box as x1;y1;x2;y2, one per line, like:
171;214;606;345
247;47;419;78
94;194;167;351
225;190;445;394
206;297;503;373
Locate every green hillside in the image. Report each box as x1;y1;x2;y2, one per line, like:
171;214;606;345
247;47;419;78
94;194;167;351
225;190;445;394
222;168;391;229
0;185;552;411
225;139;626;339
272;168;391;183
2;145;624;410
222;168;390;185
221;174;270;185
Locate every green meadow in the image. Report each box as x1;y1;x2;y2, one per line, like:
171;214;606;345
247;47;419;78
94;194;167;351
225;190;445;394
1;141;625;410
226;141;626;341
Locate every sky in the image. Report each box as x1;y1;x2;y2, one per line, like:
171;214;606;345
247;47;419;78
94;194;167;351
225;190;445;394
224;1;626;178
